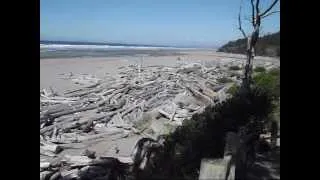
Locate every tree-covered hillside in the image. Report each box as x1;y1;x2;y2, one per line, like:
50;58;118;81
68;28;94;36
218;31;280;57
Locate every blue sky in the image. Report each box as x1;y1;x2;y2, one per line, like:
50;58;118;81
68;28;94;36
40;0;280;47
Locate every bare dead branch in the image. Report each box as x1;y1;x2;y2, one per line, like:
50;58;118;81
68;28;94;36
261;10;280;19
255;0;261;26
251;0;255;26
255;0;260;15
259;0;279;17
238;1;247;38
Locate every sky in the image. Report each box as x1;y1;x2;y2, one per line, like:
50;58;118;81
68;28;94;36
40;0;280;47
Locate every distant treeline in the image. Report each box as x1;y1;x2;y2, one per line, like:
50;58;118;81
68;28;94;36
218;31;280;57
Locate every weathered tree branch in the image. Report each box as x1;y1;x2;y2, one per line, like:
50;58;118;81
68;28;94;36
261;10;280;19
255;0;260;26
251;0;255;26
259;0;279;17
238;2;247;38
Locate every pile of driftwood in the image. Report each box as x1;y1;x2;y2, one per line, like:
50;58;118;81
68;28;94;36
40;62;248;180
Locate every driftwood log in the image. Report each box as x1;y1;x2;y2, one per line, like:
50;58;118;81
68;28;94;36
40;61;278;179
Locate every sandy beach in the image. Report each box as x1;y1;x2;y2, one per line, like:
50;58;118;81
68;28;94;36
40;50;279;94
40;49;280;179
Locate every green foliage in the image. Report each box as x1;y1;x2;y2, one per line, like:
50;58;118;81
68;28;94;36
217;77;233;84
141;68;280;180
253;68;280;100
269;68;280;76
217;31;280;57
229;65;241;71
227;84;239;95
147;87;273;180
254;66;266;72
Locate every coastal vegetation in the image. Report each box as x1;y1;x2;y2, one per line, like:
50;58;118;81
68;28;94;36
218;31;280;57
254;66;266;72
142;68;280;179
229;65;241;71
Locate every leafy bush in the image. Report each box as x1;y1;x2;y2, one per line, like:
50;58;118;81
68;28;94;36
227;84;239;95
141;68;280;180
269;68;280;77
253;68;280;99
218;31;280;57
229;65;241;71
254;66;266;72
217;77;233;83
146;87;273;180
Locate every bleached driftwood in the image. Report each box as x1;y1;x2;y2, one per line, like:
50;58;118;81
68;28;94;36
49;171;61;180
47;104;97;119
40;140;63;154
40;162;50;171
40;62;247;177
121;100;145;118
170;103;177;121
40;171;54;180
40;116;79;134
77;129;124;142
60;169;79;179
62;155;92;167
40;148;56;157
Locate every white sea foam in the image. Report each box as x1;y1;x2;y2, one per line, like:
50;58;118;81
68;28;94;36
40;43;197;50
40;43;185;50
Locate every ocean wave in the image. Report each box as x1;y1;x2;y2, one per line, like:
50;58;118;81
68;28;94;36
40;43;184;50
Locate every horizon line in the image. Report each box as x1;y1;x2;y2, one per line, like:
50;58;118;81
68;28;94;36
40;39;219;48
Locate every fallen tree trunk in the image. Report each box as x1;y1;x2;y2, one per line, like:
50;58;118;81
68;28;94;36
78;129;124;142
40;171;54;180
59;114;108;133
66;87;105;97
48;104;98;119
62;155;93;167
40;148;57;157
40;99;76;104
97;86;130;107
40;116;79;134
40;140;63;154
40;162;50;171
60;168;79;179
121;100;145;118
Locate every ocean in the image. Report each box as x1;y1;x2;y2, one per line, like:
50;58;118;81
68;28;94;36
40;40;196;59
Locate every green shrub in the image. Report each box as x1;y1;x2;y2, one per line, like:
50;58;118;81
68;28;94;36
218;31;280;57
227;84;239;95
217;77;233;83
229;65;241;71
146;87;273;179
254;66;266;72
253;68;280;99
269;68;280;76
141;68;280;180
